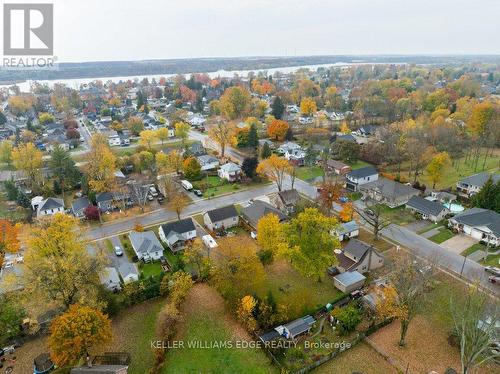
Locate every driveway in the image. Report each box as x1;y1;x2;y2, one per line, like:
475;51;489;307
405;220;431;233
108;236;139;281
440;234;478;255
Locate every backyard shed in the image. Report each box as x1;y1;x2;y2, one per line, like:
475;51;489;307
333;271;366;293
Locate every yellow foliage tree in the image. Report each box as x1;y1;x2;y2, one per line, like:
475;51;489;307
300;97;317;117
85;134;117;193
256;154;291;191
11;142;43;187
208;122;234;158
237;295;258;331
139;129;157;150
340;121;350;134
156;127;170;145
426;151;451;189
257;213;287;258
48;304;112;367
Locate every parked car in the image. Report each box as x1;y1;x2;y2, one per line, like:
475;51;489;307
114;246;123;256
193;189;203;197
484;266;500;276
149;186;159;197
181;180;193;191
488;276;500;284
339;196;349;203
157;195;165;203
147;194;154;201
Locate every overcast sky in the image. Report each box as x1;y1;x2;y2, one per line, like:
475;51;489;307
46;0;500;62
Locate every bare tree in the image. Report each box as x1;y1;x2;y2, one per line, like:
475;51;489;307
128;181;149;212
354;201;391;240
451;286;499;374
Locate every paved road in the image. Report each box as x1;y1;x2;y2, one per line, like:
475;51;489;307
189;129;247;163
381;224;497;293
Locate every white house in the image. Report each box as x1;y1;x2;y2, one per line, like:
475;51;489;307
334;220;360;242
36;198;65;218
277;142;301;155
159;218;197;252
345;166;378;191
128;230;164;262
456;172;500;198
218;162;242;182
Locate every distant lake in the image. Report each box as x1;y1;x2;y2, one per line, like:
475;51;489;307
1;61;402;92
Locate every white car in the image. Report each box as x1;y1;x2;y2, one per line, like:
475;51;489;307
149;186;159;197
114;246;123;256
484;266;500;276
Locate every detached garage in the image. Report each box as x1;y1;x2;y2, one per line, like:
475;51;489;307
333;271;366;293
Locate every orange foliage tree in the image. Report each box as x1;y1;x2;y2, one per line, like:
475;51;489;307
0;219;20;267
339;202;354;222
48;304;112;367
267;119;289;141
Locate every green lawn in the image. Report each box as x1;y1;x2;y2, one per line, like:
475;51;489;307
461;243;487;257
377;204;417;226
429;228;455;244
0;194;30;222
192;176;267;198
348;160;372;170
294;165;324;181
140;262;163;278
481;253;500;267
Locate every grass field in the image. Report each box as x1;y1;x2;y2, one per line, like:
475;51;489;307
294;165;324;180
460;242;487;257
481;253;500;267
164;284;276;374
376;204;417;226
192;176;241;198
429;228;455;244
348;160;372;170
140;262;163;278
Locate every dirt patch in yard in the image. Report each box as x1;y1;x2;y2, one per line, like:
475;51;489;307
369;316;494;374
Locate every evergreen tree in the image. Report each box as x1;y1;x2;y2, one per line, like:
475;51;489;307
285;126;294;141
271;96;285;119
16;190;30;208
260;142;272;159
471;177;500;213
49;145;81;191
0;111;6;125
247;124;258;148
242;157;259;179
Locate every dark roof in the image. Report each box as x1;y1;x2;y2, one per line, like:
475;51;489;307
206;205;238;223
453;208;500;237
347;166;378;179
278;189;301;206
72;197;91;212
337;134;356;142
241;200;287;228
406;196;447;216
360;178;419;199
285;315;315;337
96;192;114;203
344;239;372;260
327;159;349;170
161;218;196;236
39;197;64;211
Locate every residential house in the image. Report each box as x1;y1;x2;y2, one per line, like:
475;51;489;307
36;197;65;218
99;267;121;292
277;141;301;155
336;133;357;143
129;230;164;262
406;196;449;223
456;172;500;198
284;148;306;166
359;177;420;208
333;271;366;293
218;162;242;182
429;190;457;204
241;200;287;229
258;139;275;149
326;159;351;175
71;197;91;218
271;189;301;214
334;220;360;241
345;166;378;191
336;239;384;274
357;125;378;137
96;192;114;212
449;208;500;246
117;262;139;284
203;205;239;231
197;154;220;171
187;141;206;156
159;218;197;252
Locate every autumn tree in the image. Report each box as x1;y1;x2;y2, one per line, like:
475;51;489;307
376;256;433;346
426;151;451;189
300;97;317;117
169;191;189;220
11;142;43;188
257;213;287;261
339;202;354;222
38;112;55;125
0;219;20;268
183;239;211;280
139;129;157;150
168;271;194;306
208;122;233;158
283;208;339;281
23;214;107;310
157;149;183;174
49;144;81;194
49;304;112;367
467;101;497;171
237;295;258;332
156;127;170;145
174;122;191;148
183;156;201;180
219;86;251;119
267;119;289;141
127;116;144;135
84;134;117;193
317;181;343;213
256;154;291;191
0;140;13;166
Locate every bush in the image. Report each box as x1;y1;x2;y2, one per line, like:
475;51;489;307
332;303;362;335
257;249;273;265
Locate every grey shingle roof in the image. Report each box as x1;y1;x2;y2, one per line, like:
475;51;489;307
453;208;500;237
406;196;447;216
344;239;372;260
459;172;500;187
39;197;64;211
347;166;378;179
129;230;163;256
360;177;419;199
241;200;287;228
71;197;91;212
96;192;114;203
334;271;366;286
206;205;238;222
278;189;301;205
